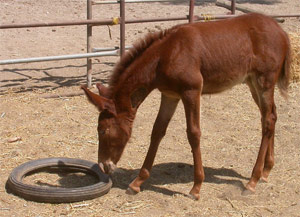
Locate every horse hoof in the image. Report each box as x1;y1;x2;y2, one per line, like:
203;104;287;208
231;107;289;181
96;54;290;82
188;193;200;201
261;176;268;183
242;189;255;196
242;185;255;196
126;187;139;195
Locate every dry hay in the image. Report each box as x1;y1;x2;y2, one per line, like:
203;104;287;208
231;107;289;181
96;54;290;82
289;32;300;82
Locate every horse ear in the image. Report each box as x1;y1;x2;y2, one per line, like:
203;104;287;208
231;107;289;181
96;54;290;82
81;85;116;115
96;83;110;98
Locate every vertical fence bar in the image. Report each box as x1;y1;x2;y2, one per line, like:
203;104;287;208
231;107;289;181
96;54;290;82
87;0;93;87
120;0;126;57
189;0;195;23
231;0;236;14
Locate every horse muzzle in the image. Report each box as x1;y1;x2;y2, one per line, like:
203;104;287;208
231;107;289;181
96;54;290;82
99;161;116;175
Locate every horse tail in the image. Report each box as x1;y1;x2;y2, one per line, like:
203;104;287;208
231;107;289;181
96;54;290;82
277;34;291;99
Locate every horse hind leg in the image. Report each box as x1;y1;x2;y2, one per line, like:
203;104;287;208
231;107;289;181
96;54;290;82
246;78;275;182
245;75;277;192
261;102;276;183
126;93;179;195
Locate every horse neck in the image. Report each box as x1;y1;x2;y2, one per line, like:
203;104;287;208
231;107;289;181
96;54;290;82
112;53;159;120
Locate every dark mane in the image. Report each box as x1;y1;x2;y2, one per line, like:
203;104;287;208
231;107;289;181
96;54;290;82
109;25;181;90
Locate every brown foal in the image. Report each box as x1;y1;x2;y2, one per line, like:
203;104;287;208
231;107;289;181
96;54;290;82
82;13;291;200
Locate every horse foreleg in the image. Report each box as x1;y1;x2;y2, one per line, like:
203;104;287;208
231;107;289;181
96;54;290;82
246;87;277;192
126;94;179;195
182;90;204;200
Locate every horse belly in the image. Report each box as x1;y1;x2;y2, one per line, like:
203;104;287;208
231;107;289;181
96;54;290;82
201;69;249;94
200;39;253;94
199;39;253;94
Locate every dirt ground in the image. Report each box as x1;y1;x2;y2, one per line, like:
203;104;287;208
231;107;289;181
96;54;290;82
1;0;300;216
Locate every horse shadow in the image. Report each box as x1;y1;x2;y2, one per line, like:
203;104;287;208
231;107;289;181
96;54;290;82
112;162;248;197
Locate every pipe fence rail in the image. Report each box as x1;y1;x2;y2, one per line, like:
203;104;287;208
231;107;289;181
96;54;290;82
0;51;120;65
93;0;187;4
1;0;299;87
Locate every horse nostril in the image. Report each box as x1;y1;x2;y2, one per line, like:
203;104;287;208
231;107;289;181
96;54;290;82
99;161;116;174
98;162;105;173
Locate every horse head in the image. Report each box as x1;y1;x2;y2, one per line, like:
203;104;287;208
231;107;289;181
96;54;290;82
81;84;130;174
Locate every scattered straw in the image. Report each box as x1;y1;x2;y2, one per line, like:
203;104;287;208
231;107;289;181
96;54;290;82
7;137;22;143
225;197;236;209
113;200;151;215
70;203;90;209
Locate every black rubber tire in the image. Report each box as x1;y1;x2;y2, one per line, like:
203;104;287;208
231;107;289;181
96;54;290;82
7;157;112;203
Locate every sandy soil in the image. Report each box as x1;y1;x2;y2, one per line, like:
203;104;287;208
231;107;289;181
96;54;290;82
1;0;300;216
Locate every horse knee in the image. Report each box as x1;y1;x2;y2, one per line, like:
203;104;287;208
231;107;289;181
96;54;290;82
187;127;201;147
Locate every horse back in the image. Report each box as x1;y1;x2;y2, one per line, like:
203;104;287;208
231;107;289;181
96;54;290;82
157;13;290;94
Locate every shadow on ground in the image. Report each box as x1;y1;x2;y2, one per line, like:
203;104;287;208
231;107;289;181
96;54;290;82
6;161;248;200
0;62;114;95
112;162;248;197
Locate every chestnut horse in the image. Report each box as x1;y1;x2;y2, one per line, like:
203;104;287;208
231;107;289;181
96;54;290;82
82;13;290;200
